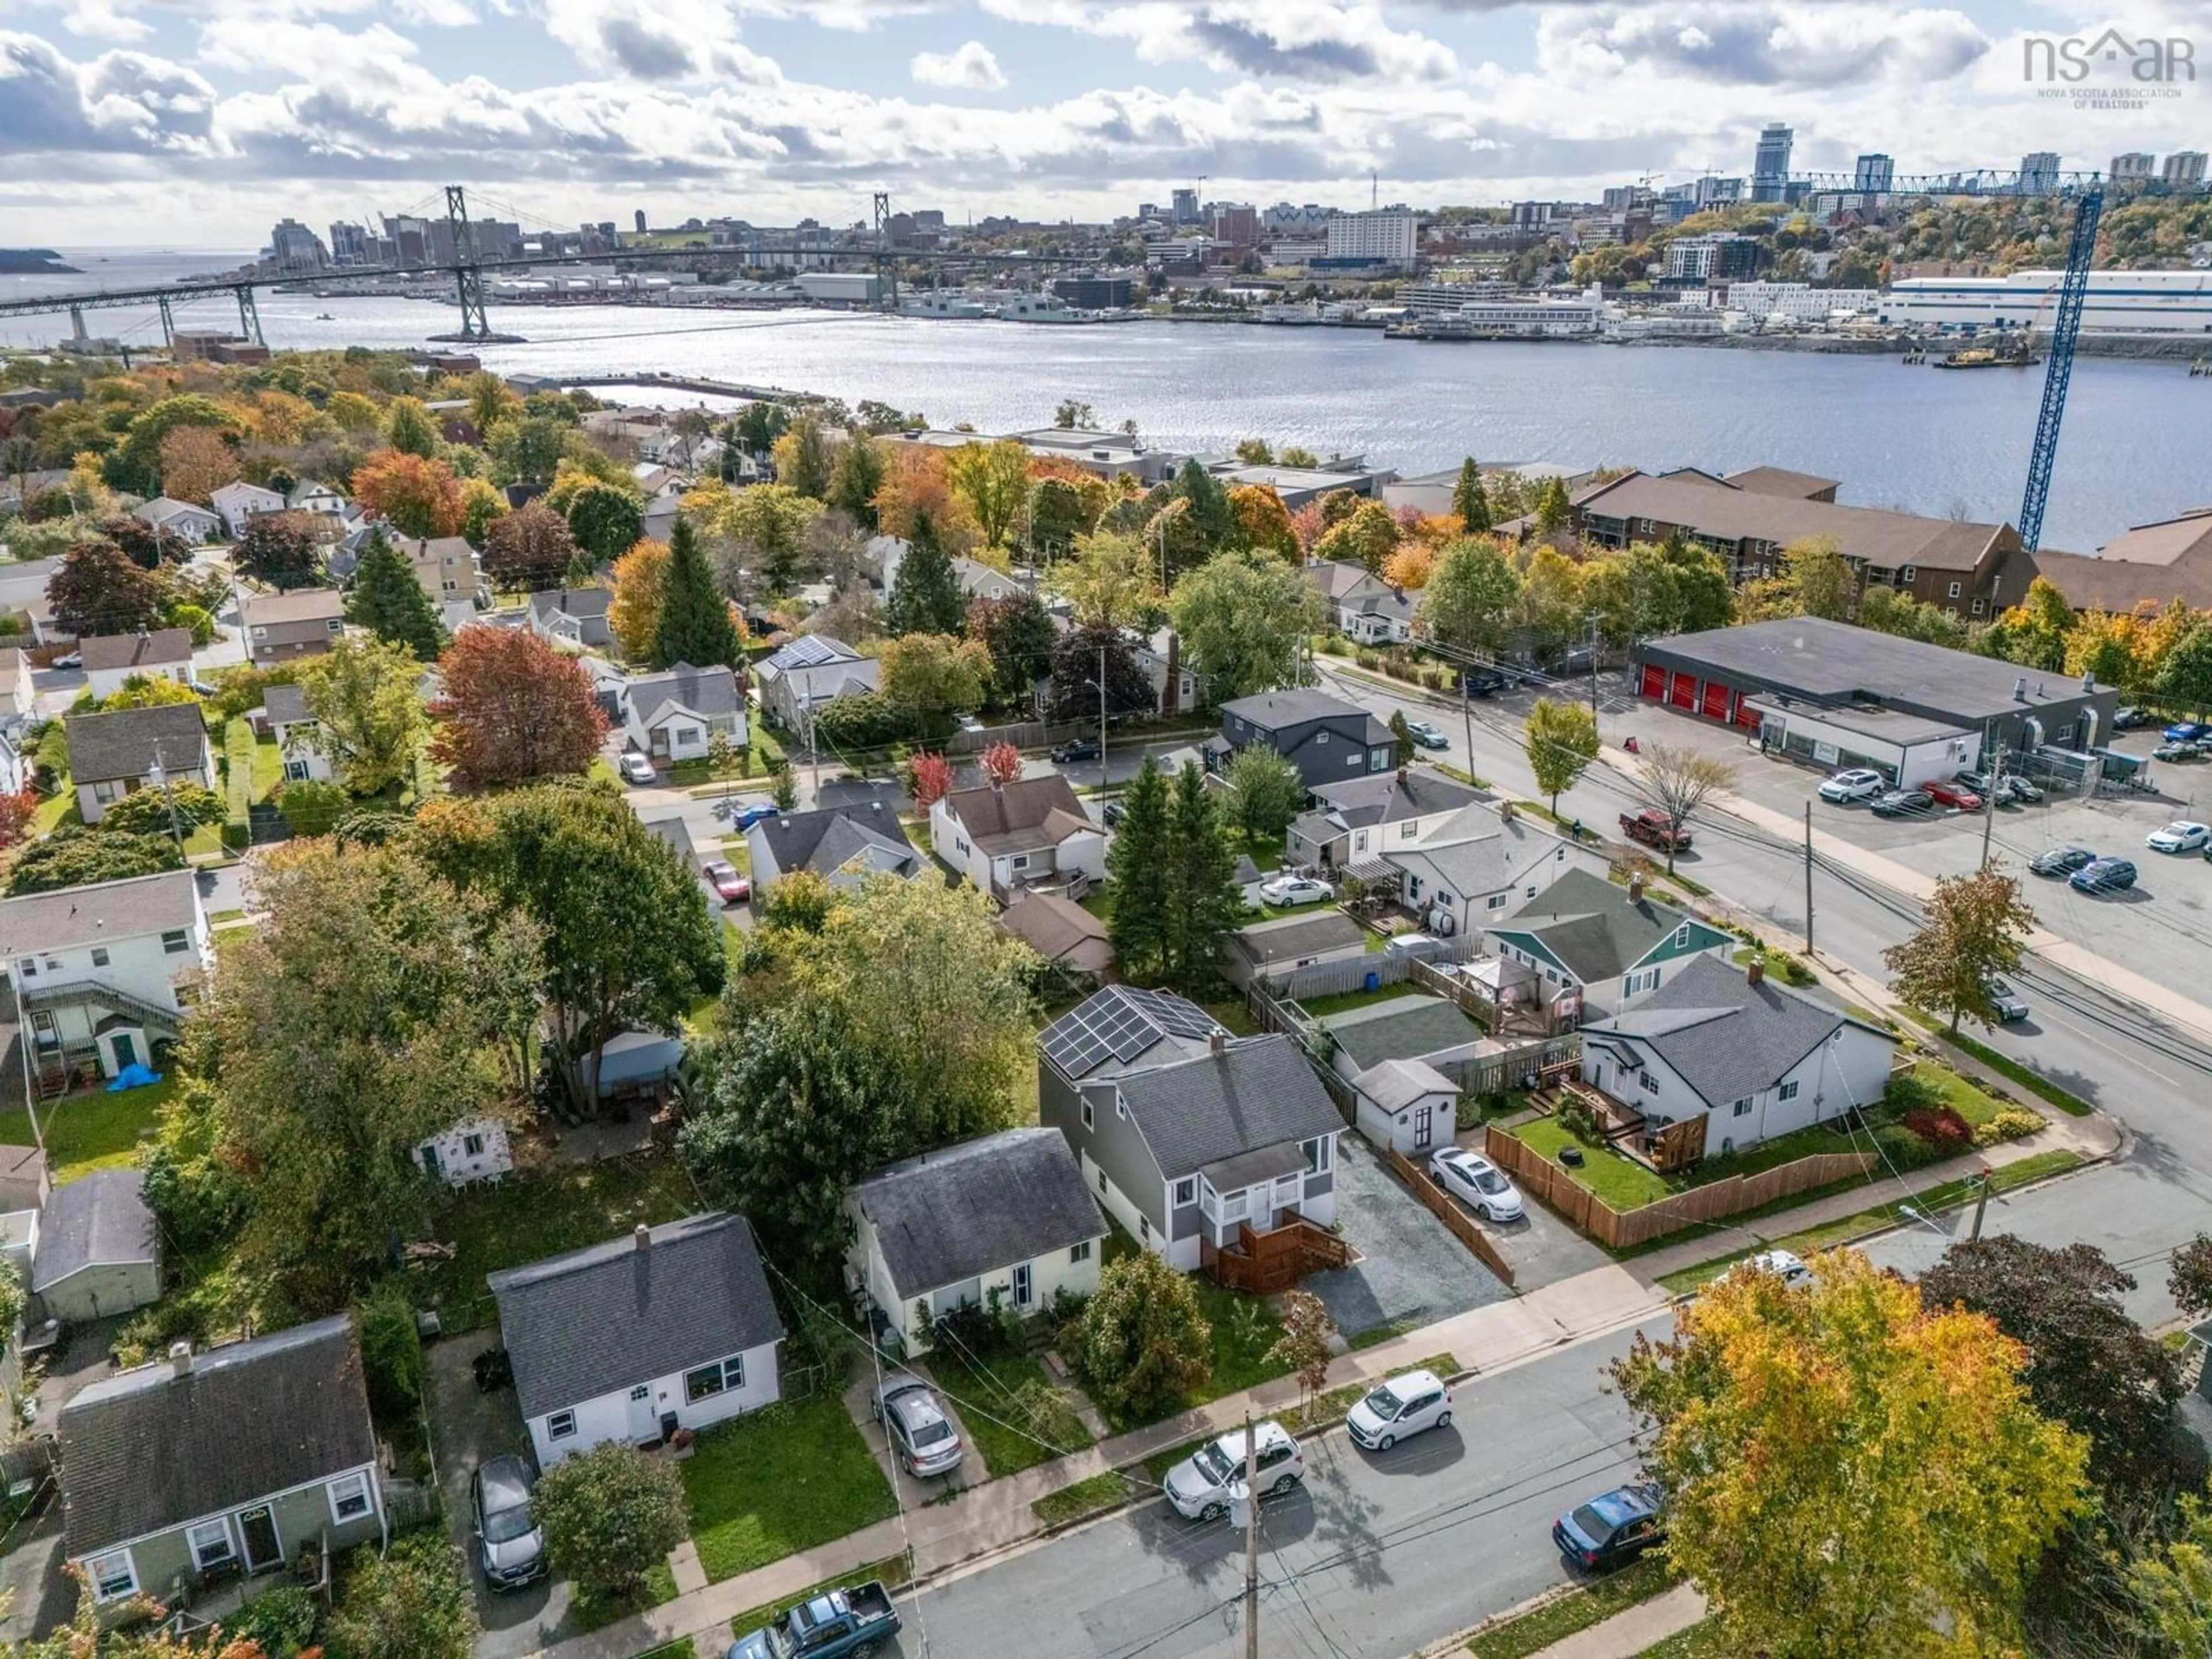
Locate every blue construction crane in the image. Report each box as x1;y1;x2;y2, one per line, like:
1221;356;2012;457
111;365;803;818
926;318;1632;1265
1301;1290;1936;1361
2016;183;2104;551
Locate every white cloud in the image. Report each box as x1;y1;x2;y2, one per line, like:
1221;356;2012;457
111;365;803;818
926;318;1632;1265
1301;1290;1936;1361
62;2;154;43
1536;5;1990;88
911;39;1006;89
978;0;1457;83
536;0;780;81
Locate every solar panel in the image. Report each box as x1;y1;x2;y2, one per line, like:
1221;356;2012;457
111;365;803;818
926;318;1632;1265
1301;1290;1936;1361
1039;986;1215;1078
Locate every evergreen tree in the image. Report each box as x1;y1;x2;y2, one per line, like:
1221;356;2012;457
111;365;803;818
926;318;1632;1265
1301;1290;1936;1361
1169;457;1234;554
1160;761;1242;994
345;532;446;661
1452;456;1491;533
828;433;885;528
885;511;965;636
650;516;741;670
1105;757;1172;984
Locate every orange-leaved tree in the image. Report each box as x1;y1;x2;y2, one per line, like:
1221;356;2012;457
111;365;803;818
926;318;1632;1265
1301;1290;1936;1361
353;448;465;539
428;627;608;790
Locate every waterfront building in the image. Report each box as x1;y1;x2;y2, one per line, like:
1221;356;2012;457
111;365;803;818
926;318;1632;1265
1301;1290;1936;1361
265;218;327;273
2020;151;2062;191
2111;152;2157;183
1211;205;1259;246
1052;275;1135;309
1410;297;1603;338
2003;509;2212;616
1854;154;1895;192
1879;268;2212;335
1752;124;1794;202
327;221;370;266
1396;281;1516;313
1324;208;1420;270
1665;233;1761;283
1724;282;1879;321
2166;151;2209;188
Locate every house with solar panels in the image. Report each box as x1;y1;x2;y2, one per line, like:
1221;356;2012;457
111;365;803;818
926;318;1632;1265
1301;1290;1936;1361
754;635;879;730
1037;986;1345;1272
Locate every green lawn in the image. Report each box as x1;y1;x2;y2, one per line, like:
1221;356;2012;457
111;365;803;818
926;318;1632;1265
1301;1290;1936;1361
569;1565;679;1633
0;1077;175;1183
1512;1118;1673;1211
1635;1619;1724;1658
932;1348;1093;1477
1902;1013;2093;1116
682;1389;900;1583
1093;1221;1289;1430
31;791;78;835
1467;1556;1680;1659
1032;1471;1135;1529
409;1153;702;1332
249;736;285;803
1199;1000;1259;1038
1297;986;1425;1021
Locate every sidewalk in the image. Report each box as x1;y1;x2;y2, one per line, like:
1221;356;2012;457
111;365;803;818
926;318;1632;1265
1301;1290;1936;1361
1526;1582;1707;1659
521;1266;1672;1659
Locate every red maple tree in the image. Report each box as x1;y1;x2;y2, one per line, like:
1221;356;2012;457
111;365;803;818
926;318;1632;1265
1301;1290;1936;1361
428;628;608;790
980;741;1023;786
908;751;954;809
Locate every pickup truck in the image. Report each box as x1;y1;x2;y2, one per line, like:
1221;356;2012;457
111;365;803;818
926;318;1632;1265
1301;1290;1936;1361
725;1582;901;1659
1619;809;1691;853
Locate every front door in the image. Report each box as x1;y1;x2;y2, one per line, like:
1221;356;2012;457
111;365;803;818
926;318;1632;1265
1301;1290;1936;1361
1412;1104;1433;1152
627;1383;657;1444
109;1033;137;1071
1248;1187;1274;1232
237;1505;281;1571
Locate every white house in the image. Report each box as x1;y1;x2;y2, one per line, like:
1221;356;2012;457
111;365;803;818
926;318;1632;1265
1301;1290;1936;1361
0;649;33;724
65;703;215;826
931;775;1104;904
1289;769;1488;872
286;480;349;520
209;480;287;540
748;801;923;895
1484;868;1735;1022
1577;955;1900;1157
260;683;333;782
488;1212;785;1467
81;628;194;702
130;498;222;544
1382;806;1594;940
846;1128;1104;1357
620;662;746;762
1305;559;1415;644
0;870;211;1088
413;1116;512;1188
754;635;878;729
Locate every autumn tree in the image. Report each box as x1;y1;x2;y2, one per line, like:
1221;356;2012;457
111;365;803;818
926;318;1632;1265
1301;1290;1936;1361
563;481;645;565
966;592;1057;703
459;476;506;545
1991;576;2075;673
323;1531;479;1659
346;533;445;661
885;512;966;637
1312;499;1400;572
486;414;570;486
297;636;432;795
1419;537;1522;654
480;502;577;593
1524;698;1600;817
232;509;327;590
156;425;239;505
1381;544;1434;591
353;449;465;539
1630;740;1734;873
706;480;820;596
1167;551;1320;704
2156;618;2212;714
980;740;1022;786
1056;529;1155;630
907;751;954;809
769;414;834;500
1612;1248;2088;1659
428;627;608;790
878;631;991;740
1073;1250;1213;1423
946;439;1032;548
607;539;668;661
1750;533;1857;623
47;538;166;637
1531;474;1574;536
1268;1290;1336;1412
1452;456;1491;533
1227;482;1298;559
651;516;741;670
1884;866;2037;1032
382;396;441;460
826;430;885;527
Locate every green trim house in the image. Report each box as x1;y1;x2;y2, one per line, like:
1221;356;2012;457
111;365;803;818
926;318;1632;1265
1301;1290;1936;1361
1482;868;1732;1022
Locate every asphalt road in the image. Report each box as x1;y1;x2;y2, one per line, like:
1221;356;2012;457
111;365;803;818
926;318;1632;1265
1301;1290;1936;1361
903;1321;1657;1659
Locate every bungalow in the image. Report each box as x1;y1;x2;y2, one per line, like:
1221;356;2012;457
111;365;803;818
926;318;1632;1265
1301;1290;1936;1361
528;588;613;650
209;480;287;541
241;589;345;668
59;1317;384;1608
1225;911;1370;989
1038;986;1344;1270
1209;688;1396;789
931;775;1104;904
1483;868;1733;1024
621;662;746;761
1305;560;1415;644
996;892;1113;980
260;684;331;782
846;1128;1105;1356
0;647;33;722
1289;768;1487;874
66;703;215;825
1382;806;1589;940
388;535;485;607
1578;954;1899;1158
412;1117;512;1188
0;870;211;1088
488;1212;785;1467
82;628;195;702
748;801;922;895
285;480;349;520
33;1168;159;1321
130;498;222;545
754;635;878;729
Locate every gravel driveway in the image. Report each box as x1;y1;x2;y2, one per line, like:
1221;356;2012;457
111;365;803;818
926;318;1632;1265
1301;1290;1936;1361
1304;1138;1510;1340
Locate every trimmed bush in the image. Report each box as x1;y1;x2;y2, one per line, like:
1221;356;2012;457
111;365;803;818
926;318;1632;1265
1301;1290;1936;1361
1903;1105;1974;1154
222;715;254;850
1972;1105;2045;1147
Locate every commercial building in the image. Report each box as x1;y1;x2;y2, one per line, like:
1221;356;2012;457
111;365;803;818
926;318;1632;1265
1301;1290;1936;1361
1052;275;1135;309
1854;153;1895;192
2001;508;2212;615
1751;123;1794;201
796;271;880;305
2020;151;2062;191
1324;208;1420;269
1725;282;1879;321
1172;188;1201;224
1665;233;1762;283
2111;152;2158;183
1880;268;2212;335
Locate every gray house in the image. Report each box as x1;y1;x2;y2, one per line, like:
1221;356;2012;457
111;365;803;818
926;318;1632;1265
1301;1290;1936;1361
748;801;922;896
60;1317;384;1611
528;588;613;650
1225;911;1369;988
66;703;215;825
619;662;747;762
33;1168;160;1322
1209;688;1395;789
1038;986;1344;1271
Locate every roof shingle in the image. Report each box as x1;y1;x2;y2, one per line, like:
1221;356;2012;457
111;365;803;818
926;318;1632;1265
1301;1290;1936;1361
852;1128;1103;1300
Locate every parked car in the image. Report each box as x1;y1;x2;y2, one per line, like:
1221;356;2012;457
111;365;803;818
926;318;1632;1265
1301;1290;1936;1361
1740;1248;1811;1287
1163;1421;1304;1521
1817;768;1885;803
1403;719;1449;751
2115;706;2153;730
1259;874;1334;907
1552;1482;1666;1573
2030;845;2096;878
1618;808;1690;852
702;861;751;905
1999;774;2045;805
1100;799;1124;828
871;1376;964;1478
469;1456;546;1590
2147;821;2211;854
615;751;657;785
1346;1369;1455;1452
2154;742;2208;763
1429;1147;1525;1222
1982;975;2029;1022
730;801;780;831
1870;789;1933;818
724;1581;901;1659
1923;780;1983;811
50;652;80;670
1953;769;1993;793
2070;857;2138;893
2166;721;2210;743
1050;736;1101;763
1460;668;1511;698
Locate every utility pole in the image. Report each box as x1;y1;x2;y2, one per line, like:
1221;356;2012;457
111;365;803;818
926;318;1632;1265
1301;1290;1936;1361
149;741;184;849
1981;749;2002;869
1969;1168;1992;1240
1460;672;1476;778
1585;615;1601;717
1097;643;1109;787
1241;1410;1260;1659
1802;800;1814;959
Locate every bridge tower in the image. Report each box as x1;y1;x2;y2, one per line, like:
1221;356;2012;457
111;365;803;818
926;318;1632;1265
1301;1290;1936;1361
873;191;899;312
445;184;492;341
234;284;265;347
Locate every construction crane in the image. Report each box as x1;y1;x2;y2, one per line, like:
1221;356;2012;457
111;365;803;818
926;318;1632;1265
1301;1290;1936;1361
2016;182;2104;551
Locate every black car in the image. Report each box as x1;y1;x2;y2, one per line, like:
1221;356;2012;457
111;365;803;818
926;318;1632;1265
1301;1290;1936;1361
2115;706;2153;730
471;1456;546;1589
1460;668;1512;698
1870;789;1933;818
1101;799;1124;828
1552;1482;1665;1572
2029;845;2096;878
1051;736;1102;763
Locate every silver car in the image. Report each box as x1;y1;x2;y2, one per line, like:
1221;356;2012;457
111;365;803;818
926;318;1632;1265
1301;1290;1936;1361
1430;1147;1524;1222
470;1455;546;1590
619;751;658;786
1163;1421;1304;1520
871;1376;963;1477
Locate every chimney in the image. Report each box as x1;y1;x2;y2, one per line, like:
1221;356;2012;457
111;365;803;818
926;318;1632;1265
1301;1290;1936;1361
2013;677;2028;702
169;1340;192;1379
1208;1027;1226;1056
1396;764;1408;787
632;1222;652;1252
1746;953;1765;987
1628;872;1646;904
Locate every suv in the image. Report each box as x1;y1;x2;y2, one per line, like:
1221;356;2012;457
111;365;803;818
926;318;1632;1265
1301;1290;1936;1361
470;1456;546;1590
1164;1421;1304;1520
871;1376;963;1478
1817;768;1884;803
1346;1370;1453;1452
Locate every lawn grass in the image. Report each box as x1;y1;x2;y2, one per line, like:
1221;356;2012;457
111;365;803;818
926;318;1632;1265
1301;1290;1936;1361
1199;999;1259;1038
1511;1118;1673;1211
1032;1471;1136;1529
0;1078;176;1184
682;1389;900;1584
410;1153;701;1332
1188;1278;1291;1402
1466;1555;1680;1659
31;790;78;835
933;1347;1094;1476
1634;1618;1725;1658
1294;985;1415;1021
1902;1011;2094;1116
1346;1315;1423;1351
248;736;285;803
206;908;245;925
569;1565;679;1633
719;1556;908;1641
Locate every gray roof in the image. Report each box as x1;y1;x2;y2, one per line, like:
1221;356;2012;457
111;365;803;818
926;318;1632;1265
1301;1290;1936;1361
262;683;310;725
1317;995;1482;1070
642;814;698;868
59;1316;376;1558
1109;1036;1344;1180
35;1168;156;1291
1585;954;1893;1110
628;662;740;726
0;870;199;956
1490;868;1702;983
759;635;863;675
1219;687;1372;732
852;1128;1104;1300
1356;1058;1457;1113
78;629;192;673
942;776;1093;855
488;1212;785;1421
1310;770;1486;827
132;497;218;527
1231;911;1368;966
1384;816;1567;899
65;702;209;784
530;587;612;623
753;803;916;879
241;588;345;627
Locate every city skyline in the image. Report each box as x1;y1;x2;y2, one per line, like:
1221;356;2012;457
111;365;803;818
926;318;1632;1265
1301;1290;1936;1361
0;0;2201;245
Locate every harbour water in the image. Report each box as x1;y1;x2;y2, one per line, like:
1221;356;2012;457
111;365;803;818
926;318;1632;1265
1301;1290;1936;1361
6;249;2210;555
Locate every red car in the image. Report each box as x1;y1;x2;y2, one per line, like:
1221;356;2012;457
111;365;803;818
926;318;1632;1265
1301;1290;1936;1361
702;861;751;904
1923;781;1982;811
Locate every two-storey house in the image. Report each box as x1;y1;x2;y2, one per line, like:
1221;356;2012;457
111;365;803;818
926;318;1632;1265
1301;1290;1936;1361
1482;868;1733;1023
389;535;486;607
1306;559;1415;643
241;589;345;668
259;683;332;782
1382;806;1594;939
1209;688;1396;789
209;481;288;541
753;635;878;729
66;703;215;826
1287;767;1486;872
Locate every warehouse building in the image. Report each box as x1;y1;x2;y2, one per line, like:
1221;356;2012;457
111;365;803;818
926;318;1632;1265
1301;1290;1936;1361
1635;618;2119;778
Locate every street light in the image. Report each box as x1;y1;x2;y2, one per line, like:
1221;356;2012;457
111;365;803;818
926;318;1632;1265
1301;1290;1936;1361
1084;641;1110;787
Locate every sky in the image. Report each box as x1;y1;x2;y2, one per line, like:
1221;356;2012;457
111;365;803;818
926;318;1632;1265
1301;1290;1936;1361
0;0;2206;248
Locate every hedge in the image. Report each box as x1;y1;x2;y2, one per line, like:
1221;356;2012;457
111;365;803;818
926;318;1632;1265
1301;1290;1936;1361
222;716;254;851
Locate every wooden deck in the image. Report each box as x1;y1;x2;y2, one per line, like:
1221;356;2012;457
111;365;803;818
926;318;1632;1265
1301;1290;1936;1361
1199;1215;1353;1294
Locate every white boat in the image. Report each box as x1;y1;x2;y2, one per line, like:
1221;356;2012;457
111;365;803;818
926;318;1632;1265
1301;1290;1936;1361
902;291;988;319
1001;293;1097;323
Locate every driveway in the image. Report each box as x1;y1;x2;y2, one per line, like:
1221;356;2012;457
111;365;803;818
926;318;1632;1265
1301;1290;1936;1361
425;1337;571;1658
1303;1138;1510;1342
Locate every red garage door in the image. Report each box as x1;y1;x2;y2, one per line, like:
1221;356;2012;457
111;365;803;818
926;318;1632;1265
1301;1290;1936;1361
1736;699;1761;730
1641;664;1665;699
1700;681;1729;720
1669;672;1696;709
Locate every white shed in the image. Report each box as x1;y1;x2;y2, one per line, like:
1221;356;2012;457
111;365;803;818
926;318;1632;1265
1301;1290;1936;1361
1350;1059;1458;1157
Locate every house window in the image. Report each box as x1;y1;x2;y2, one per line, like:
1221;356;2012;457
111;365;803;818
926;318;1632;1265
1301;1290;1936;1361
285;759;312;782
1010;854;1030;872
1971;599;1987;616
1138;1215;1150;1241
1641;1071;1660;1094
463;1132;486;1157
327;1472;372;1522
1732;1097;1753;1118
1778;1080;1801;1101
1172;1177;1196;1207
1302;1136;1332;1176
1012;1263;1033;1306
1525;885;1537;898
1487;893;1508;910
325;618;343;634
547;1411;577;1441
89;1551;136;1602
1314;732;1328;745
1399;821;1416;839
1673;925;1689;947
14;958;35;979
188;1519;234;1572
1096;1169;1107;1196
1947;582;1962;599
1900;565;1917;582
90;948;108;968
1069;1240;1092;1264
685;1354;746;1402
161;930;190;955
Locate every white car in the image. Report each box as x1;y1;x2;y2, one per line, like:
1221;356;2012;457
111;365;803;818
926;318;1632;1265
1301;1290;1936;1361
1740;1248;1811;1287
2146;820;2210;854
1817;768;1885;803
1346;1369;1454;1452
1259;874;1334;907
1162;1421;1304;1521
618;752;658;786
1429;1147;1524;1222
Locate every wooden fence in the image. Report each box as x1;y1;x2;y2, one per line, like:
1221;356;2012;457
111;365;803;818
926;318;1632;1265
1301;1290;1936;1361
1481;1126;1874;1251
946;719;1085;754
1385;1148;1516;1289
1262;952;1413;1001
1450;1035;1582;1099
